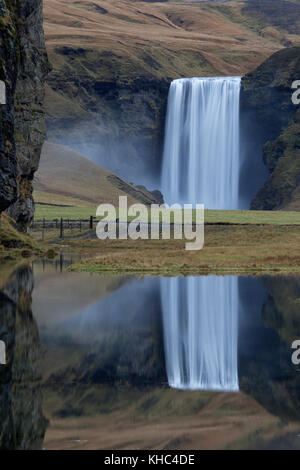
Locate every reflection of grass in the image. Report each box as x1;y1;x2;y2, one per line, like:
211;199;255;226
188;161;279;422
43;384;247;422
43;383;300;450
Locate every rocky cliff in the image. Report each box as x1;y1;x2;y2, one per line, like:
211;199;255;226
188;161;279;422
0;0;19;215
0;0;48;231
241;46;300;210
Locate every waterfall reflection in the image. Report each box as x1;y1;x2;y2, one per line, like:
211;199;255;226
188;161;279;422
161;276;239;391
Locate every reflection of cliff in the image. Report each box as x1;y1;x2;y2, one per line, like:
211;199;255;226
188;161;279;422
239;275;300;422
261;276;300;344
42;279;165;387
0;266;47;450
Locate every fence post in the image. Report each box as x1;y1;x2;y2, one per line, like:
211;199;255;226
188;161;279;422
60;218;63;239
90;216;93;230
79;219;82;232
42;218;45;241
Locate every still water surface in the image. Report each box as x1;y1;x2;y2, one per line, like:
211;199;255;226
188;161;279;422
1;255;300;449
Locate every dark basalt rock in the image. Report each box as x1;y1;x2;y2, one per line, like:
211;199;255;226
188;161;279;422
241;46;300;210
0;0;49;231
0;0;19;214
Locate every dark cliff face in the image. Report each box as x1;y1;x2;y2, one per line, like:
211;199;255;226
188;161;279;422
8;0;49;230
241;47;300;210
0;0;19;213
0;265;47;449
47;67;169;187
0;0;49;231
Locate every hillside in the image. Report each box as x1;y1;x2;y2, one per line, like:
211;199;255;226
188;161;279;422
34;142;163;209
44;0;300;83
44;0;300;187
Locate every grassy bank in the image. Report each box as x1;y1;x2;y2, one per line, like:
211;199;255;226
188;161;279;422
0;213;46;261
28;209;300;275
64;223;300;276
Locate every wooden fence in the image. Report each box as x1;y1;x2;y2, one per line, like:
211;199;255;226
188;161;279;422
32;216;199;240
32;216;96;239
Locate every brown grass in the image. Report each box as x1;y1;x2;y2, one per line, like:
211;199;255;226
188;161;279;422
63;224;300;275
34;142;154;207
0;213;44;261
43;0;294;81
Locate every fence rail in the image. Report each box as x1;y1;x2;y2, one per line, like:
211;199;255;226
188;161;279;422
32;216;96;239
32;216;200;240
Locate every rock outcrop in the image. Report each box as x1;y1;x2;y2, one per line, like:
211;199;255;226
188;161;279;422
0;0;19;214
241;46;300;210
0;0;49;231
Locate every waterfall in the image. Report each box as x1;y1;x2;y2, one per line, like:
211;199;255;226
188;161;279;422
161;77;241;209
161;276;239;391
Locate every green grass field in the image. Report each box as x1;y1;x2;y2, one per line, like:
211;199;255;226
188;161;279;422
204;210;300;225
34;204;95;220
34;204;300;226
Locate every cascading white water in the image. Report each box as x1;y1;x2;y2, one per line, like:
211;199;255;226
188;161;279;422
161;77;241;209
161;276;239;391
